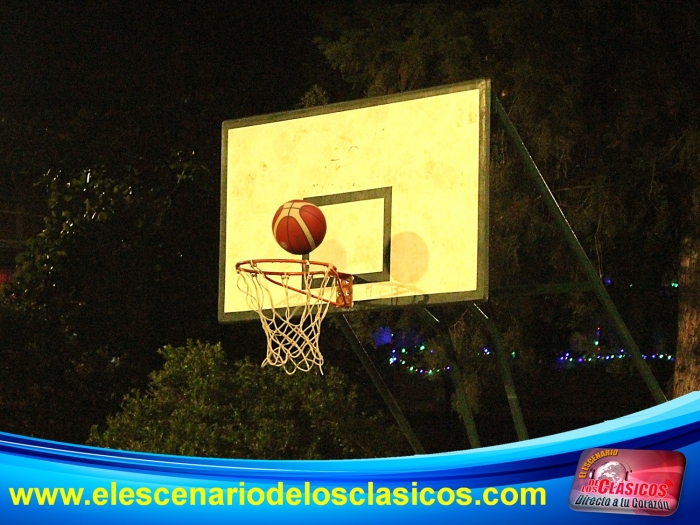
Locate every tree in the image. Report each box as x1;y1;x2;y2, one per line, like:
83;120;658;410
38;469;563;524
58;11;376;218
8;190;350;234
88;340;409;459
0;2;393;447
310;0;699;436
0;152;224;443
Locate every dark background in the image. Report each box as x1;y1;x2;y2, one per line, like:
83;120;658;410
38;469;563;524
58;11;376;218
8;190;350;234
0;0;684;452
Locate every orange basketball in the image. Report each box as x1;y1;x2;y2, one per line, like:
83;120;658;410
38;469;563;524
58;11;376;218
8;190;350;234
272;200;327;255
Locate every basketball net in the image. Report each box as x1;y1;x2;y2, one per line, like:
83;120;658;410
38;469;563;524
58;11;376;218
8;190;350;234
236;260;350;374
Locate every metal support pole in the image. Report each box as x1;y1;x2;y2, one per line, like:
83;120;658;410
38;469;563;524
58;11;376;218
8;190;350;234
336;314;426;455
493;96;667;404
420;308;481;448
470;304;529;441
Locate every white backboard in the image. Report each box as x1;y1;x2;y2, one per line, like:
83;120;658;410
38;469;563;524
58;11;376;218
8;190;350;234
220;80;490;322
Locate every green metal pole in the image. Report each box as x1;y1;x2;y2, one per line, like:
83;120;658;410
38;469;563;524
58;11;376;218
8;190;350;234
336;314;426;455
493;96;667;404
420;308;482;449
470;304;529;441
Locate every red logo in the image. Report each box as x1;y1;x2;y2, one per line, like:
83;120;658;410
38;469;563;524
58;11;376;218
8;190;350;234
569;448;685;516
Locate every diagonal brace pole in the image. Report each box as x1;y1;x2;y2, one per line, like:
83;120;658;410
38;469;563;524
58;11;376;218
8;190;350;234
493;96;667;404
420;308;482;449
470;304;529;441
336;314;426;454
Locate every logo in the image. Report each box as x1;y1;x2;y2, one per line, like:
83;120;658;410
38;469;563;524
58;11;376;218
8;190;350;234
569;448;685;516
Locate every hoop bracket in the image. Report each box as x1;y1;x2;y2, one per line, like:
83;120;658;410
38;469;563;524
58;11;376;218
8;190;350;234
335;273;353;308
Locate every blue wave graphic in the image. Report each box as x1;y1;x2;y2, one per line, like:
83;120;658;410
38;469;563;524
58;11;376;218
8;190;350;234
2;392;699;523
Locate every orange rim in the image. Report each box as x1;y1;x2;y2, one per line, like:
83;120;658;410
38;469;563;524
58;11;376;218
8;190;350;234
235;259;353;308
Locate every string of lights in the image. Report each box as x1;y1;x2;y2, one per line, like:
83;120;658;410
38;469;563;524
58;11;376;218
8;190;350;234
555;323;675;366
374;323;674;378
557;349;675;364
387;343;452;376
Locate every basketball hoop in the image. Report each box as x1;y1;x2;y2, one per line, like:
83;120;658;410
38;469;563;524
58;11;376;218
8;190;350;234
236;259;353;374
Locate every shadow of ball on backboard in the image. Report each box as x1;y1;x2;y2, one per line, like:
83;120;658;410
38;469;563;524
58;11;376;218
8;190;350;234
390;231;430;284
384;232;431;305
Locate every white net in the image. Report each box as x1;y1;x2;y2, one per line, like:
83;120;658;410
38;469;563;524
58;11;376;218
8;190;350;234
236;261;337;374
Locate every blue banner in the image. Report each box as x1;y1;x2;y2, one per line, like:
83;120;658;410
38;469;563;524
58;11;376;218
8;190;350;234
2;392;699;523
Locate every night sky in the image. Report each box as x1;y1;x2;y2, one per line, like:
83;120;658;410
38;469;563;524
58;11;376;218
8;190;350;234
1;1;338;123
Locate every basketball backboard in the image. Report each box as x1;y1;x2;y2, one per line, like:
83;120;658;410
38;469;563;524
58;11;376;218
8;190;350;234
220;79;490;322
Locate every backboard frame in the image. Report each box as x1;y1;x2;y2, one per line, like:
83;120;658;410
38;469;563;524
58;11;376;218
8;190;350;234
219;79;490;323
